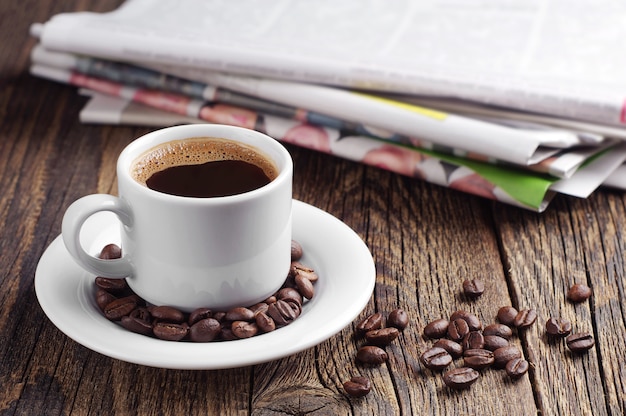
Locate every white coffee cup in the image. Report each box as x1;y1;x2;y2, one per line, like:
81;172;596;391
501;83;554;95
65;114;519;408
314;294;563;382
62;124;293;312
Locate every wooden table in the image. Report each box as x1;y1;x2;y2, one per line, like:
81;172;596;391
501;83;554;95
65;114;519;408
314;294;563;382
2;2;625;415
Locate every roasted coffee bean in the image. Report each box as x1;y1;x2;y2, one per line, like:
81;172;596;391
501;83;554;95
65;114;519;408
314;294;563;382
505;357;529;379
231;321;258;338
493;345;522;368
420;347;452;371
189;318;221;342
462;278;484;299
95;276;128;293
151;305;185;323
387;309;409;330
545;317;572;337
497;306;518;326
483;335;509;351
294;273;315;299
225;306;255;322
96;288;116;312
289;262;318;282
567;284;592;303
462;331;485;351
255;311;276;333
566;332;595;352
448;318;470;342
213;311;227;322
98;243;122;259
365;327;400;346
343;376;371;397
483;323;513;339
433;339;464;359
104;295;138;320
153;322;189;341
356;345;388;365
120;308;153;336
268;299;299;326
277;287;303;306
249;302;269;316
513;309;537;329
423;318;449;339
449;310;482;331
188;308;213;326
356;312;384;334
290;240;303;260
220;327;237;341
463;349;494;370
442;367;479;390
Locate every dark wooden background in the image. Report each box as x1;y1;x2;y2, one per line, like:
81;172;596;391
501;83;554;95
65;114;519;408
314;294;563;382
1;1;625;415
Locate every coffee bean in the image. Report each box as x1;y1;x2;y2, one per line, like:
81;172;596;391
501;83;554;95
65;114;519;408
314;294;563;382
267;299;299;326
423;318;449;339
461;331;485;351
343;376;371;397
95;288;116;312
483;323;513;339
120;308;153;336
497;306;518;326
95;276;128;293
463;349;494;370
505;357;529;379
442;367;479;390
420;347;452;371
387;309;409;330
493;345;522;368
513;309;537;329
294;272;315;299
255;311;276;333
433;339;464;358
289;262;318;283
104;296;137;321
356;345;388;365
566;332;595;352
151;305;185;323
365;327;399;347
225;306;255;322
153;322;188;341
249;302;269;316
567;284;592;303
189;318;221;342
277;287;303;306
188;308;213;326
483;335;509;351
356;312;384;334
448;318;470;342
450;310;482;331
290;240;303;260
462;278;484;299
545;317;572;337
98;243;122;259
231;321;258;338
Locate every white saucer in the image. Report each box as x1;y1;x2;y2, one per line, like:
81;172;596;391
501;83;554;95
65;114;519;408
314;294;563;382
35;200;375;370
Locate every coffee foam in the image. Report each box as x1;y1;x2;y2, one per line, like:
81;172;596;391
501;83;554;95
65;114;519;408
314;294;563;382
131;137;279;185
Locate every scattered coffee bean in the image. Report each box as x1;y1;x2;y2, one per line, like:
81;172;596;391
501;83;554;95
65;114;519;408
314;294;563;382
289;262;319;283
442;367;479;390
254;311;276;333
463;348;494;370
356;345;388;365
462;278;485;299
433;339;464;358
104;295;138;321
387;309;409;331
277;287;303;307
483;323;513;339
567;284;592;303
566;332;595;352
268;299;300;326
120;310;153;336
189;318;221;342
294;273;315;299
505;357;529;379
483;335;509;351
290;240;303;260
365;327;400;347
493;345;522;368
356;312;384;334
447;318;470;342
450;310;482;331
545;317;572;337
420;347;452;371
153;321;188;341
461;331;485;351
231;320;258;338
497;306;518;326
423;318;449;339
343;376;371;397
513;309;537;329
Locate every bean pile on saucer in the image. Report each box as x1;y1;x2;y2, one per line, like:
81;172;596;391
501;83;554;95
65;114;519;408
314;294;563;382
93;240;318;342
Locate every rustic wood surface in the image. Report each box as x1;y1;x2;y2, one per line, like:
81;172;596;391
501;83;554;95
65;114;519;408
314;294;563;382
1;2;625;415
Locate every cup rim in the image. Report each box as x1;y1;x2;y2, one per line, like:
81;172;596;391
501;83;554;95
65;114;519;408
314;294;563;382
117;124;293;204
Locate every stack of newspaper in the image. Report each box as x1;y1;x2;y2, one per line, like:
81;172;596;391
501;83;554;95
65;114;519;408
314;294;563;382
29;0;626;211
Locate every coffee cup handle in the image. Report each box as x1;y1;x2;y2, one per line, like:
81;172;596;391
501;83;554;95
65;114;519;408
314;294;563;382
62;194;134;278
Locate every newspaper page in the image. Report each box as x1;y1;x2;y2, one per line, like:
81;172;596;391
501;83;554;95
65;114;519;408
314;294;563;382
34;0;626;126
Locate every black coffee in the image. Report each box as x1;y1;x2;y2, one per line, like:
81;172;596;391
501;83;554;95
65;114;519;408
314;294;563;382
132;137;278;197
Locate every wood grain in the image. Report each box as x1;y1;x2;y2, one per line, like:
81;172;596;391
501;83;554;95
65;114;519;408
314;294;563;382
1;1;625;415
